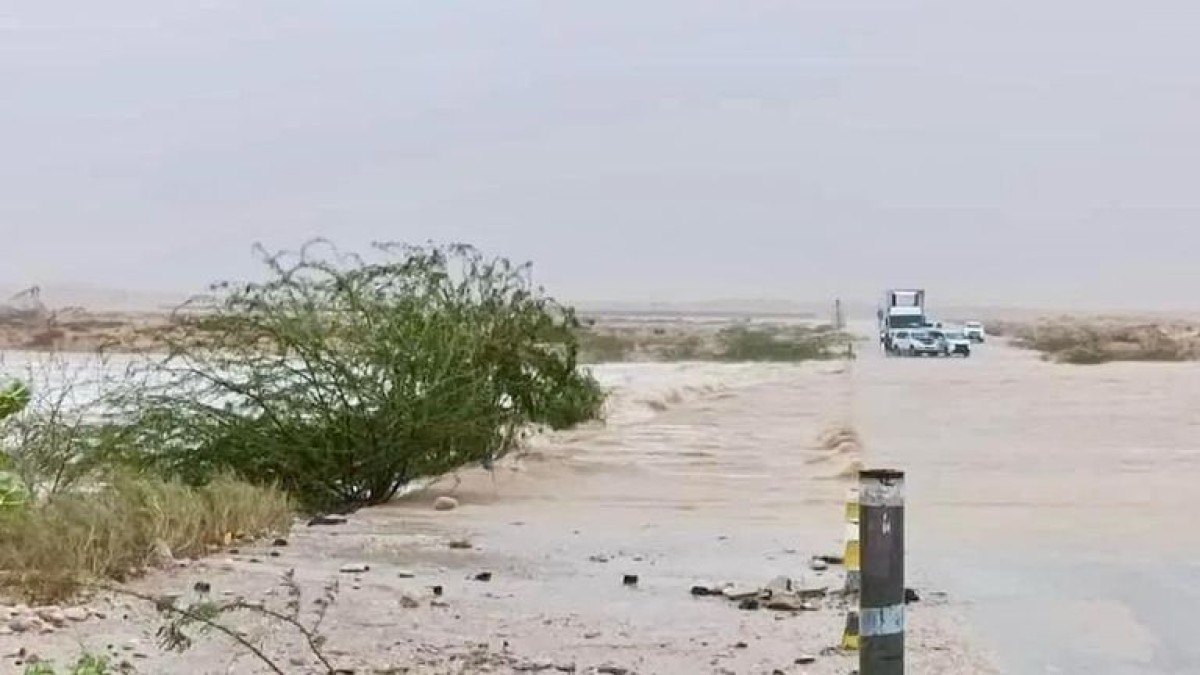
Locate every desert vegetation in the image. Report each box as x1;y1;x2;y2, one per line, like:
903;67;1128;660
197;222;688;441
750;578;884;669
0;241;607;610
576;319;852;363
989;317;1200;364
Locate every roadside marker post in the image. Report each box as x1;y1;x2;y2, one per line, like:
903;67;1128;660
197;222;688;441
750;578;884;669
859;469;905;675
843;487;861;593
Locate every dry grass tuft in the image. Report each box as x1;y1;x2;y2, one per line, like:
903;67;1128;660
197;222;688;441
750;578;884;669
994;318;1200;364
0;474;292;603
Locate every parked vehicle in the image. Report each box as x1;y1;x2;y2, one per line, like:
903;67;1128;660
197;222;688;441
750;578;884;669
964;321;986;343
931;328;972;357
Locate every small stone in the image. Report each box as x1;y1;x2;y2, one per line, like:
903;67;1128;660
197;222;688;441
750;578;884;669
588;554;610;563
431;585;444;596
596;666;629;675
123;640;139;651
269;551;281;558
737;598;760;611
289;657;307;667
474;571;493;582
340;563;370;574
272;537;289;547
809;557;829;572
795;654;817;664
722;586;758;600
36;607;67;626
905;588;921;604
193;581;212;594
434;496;459;511
734;641;748;649
307;515;347;526
151;539;175;567
396;570;416;578
400;594;421;609
764;576;793;595
448;539;473;550
622;574;639;587
64;607;89;622
9;616;43;633
584;631;601;639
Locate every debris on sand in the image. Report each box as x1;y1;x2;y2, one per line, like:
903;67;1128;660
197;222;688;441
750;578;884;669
307;515;347;527
448;539;474;550
339;563;370;574
697;576;828;613
622;574;639;587
434;496;460;511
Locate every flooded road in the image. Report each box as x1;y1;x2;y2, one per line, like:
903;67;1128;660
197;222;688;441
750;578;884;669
7;333;1200;673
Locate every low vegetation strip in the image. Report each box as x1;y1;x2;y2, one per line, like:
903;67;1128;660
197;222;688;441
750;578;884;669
989;318;1200;364
576;321;853;363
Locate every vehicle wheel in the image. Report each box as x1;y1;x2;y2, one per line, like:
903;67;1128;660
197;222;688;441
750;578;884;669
908;347;916;357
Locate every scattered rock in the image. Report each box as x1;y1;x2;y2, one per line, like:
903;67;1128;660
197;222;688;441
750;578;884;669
431;585;444;596
400;593;421;609
9;616;43;633
434;496;460;511
795;654;817;664
809;557;829;572
307;515;347;526
339;563;370;574
596;666;629;675
474;571;493;582
737;598;760;611
396;570;416;578
193;581;212;595
289;656;307;667
36;607;67;626
766;597;818;612
269;550;281;558
448;539;473;550
272;537;289;547
151;539;175;567
588;554;610;563
622;574;639;587
64;607;89;622
690;585;721;597
584;631;601;639
815;554;844;565
905;588;921;604
722;585;758;601
764;576;793;596
734;641;748;649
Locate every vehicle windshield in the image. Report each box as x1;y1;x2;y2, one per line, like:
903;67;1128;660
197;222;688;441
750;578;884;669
945;331;965;339
888;314;925;328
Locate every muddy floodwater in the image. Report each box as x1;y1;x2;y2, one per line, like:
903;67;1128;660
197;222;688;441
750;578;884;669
4;330;1199;673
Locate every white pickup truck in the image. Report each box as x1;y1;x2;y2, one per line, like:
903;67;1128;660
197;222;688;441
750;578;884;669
964;322;986;343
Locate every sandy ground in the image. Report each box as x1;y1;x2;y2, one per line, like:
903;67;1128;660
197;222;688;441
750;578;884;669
6;320;1200;673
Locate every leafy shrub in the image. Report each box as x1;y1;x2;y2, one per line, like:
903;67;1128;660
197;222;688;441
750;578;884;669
24;653;111;675
115;241;605;511
715;325;837;362
0;379;32;513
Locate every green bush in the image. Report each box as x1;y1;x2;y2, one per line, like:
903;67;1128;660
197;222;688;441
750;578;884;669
24;653;111;675
115;241;605;512
715;325;837;362
0;379;32;514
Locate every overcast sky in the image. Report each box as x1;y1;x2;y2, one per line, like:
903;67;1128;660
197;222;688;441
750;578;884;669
1;1;1198;309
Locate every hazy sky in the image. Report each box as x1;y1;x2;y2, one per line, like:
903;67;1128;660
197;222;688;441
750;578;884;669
1;1;1198;309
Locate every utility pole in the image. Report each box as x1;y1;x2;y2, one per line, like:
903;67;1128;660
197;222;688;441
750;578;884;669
834;298;844;331
859;469;905;675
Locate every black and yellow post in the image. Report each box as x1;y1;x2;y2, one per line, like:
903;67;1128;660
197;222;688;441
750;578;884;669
859;469;905;675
